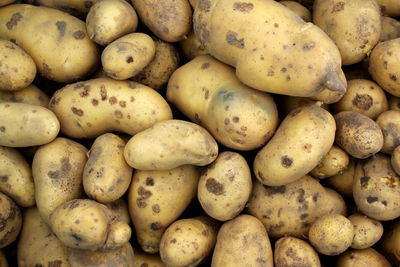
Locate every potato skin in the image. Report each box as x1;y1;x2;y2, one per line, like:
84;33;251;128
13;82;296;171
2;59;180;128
0;0;15;7
133;250;165;267
337;248;391;267
0;192;22;248
348;213;383;249
310;145;349;179
274;236;320;267
0;102;60;147
254;104;335;186
321;187;347;216
0;84;49;107
380;16;400;42
211;215;273;267
24;0;97;17
105;199;130;225
376;110;400;154
381;220;400;265
326;156;356;197
179;30;208;60
391;145;400;175
280;1;311;22
378;0;400;16
49;78;172;139
0;4;100;83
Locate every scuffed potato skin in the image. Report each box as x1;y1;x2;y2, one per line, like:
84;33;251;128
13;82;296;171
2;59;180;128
274;236;321;267
0;192;22;249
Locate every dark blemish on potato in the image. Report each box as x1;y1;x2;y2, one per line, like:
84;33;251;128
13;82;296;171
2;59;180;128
170;238;177;243
0;126;5;132
300;213;309;220
233;2;254;12
286;75;291;81
150;222;162;231
137;186;152;208
312;193;320;202
204;88;209;99
152;204;160;213
269;221;284;232
274;23;279;28
71;107;84;116
303;42;315;51
0;175;8;182
145;177;154;186
128;81;137;89
6;12;22;30
281;155;293;168
256;258;267;264
70;233;83;242
119;101;126;108
47;170;60;179
114;110;123;119
100;86;107;100
206;178;224;195
352;94;373;110
267;185;286;195
281;67;287;73
79;86;90;97
198;0;211;12
201;62;210;69
91;99;98;106
389;74;397;81
331;2;345;13
55;21;66;37
297;189;305;203
72;31;85;40
226;31;245;49
194;113;201;123
360;176;370;187
42;63;52;75
126;56;133;63
367;196;378;203
140;264;148;267
48;260;62;267
109;96;117;105
224;118;230;125
130;96;135;102
383;61;388;69
387;51;393;56
267;70;274;76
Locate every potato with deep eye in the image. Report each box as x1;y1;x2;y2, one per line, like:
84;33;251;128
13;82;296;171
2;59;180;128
348;213;383;249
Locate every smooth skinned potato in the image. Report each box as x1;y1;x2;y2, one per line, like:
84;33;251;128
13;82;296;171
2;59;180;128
348;213;383;249
0;192;22;248
337;248;391;267
280;1;311;22
376;110;400;154
274;236;321;267
380;16;400;42
0;84;49;107
310;145;349;179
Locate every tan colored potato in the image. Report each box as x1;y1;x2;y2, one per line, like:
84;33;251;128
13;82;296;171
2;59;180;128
86;0;138;46
310;145;349;179
326;156;356;197
102;33;155;80
280;1;311;22
0;250;7;267
380;16;400;42
83;133;132;203
378;0;400;16
279;95;329;117
254;104;335;186
17;207;70;267
198;152;252;221
337;248;391;267
348;213;383;249
179;30;208;60
0;146;34;207
0;84;49;107
128;165;199;253
0;4;100;83
274;236;320;267
124;120;218;171
133;250;165;267
32;137;87;224
24;0;97;17
49;78;172;139
391;145;400;175
0;102;60;147
376;110;400;154
321;187;347;216
105;199;130;224
0;192;22;248
0;39;36;91
212;215;273;267
381;220;400;265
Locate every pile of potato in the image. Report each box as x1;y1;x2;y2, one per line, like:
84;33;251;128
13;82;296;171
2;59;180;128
0;0;400;266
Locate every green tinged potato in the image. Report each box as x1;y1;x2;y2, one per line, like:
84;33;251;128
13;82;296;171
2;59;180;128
337;248;391;267
348;213;383;249
133;250;165;267
274;236;320;267
310;145;349;179
0;192;21;248
376;110;400;154
0;84;49;107
380;16;400;42
381;220;400;265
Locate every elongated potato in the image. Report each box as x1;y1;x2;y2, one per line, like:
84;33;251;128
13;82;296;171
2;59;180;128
49;78;172;139
376;110;400;154
310;145;349;179
0;192;22;248
348;213;383;249
24;0;96;17
0;84;49;107
274;236;320;267
380;16;400;42
254;104;335;186
337;248;391;267
0;102;60;147
0;4;100;83
381;220;400;265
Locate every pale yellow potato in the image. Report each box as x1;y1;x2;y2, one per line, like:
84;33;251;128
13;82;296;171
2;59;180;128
179;30;208;60
124;120;218;171
17;207;70;267
280;1;311;22
0;250;7;267
24;0;97;17
105;198;130;224
0;146;34;207
0;4;100;83
0;102;59;147
337;248;392;267
381;220;400;265
193;0;345;98
0;39;36;91
310;73;347;104
212;215;273;267
0;192;22;248
32;137;87;224
86;0;138;45
49;78;172;139
128;165;199;253
132;0;192;42
391;145;400;175
378;0;400;16
133;250;165;267
376;110;400;154
380;16;400;42
320;187;347;216
198;152;251;221
279;95;329;117
254;104;335;186
310;145;349;179
348;213;383;249
0;84;49;107
326;156;356;197
274;236;320;267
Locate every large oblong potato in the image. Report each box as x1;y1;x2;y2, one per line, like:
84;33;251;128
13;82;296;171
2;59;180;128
376;110;400;154
0;84;49;107
274;236;321;267
49;78;172;139
0;192;22;249
124;120;218;171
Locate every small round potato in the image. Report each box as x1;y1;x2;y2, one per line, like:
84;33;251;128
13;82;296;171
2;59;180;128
376;110;400;154
391;145;400;175
179;30;208;60
378;0;400;16
310;145;349;179
380;16;400;42
274;236;320;267
280;1;311;22
337;248;391;267
348;213;383;249
86;0;138;46
308;214;354;256
102;33;156;80
0;84;49;107
326;156;356;197
133;250;165;267
381;220;400;265
0;192;22;249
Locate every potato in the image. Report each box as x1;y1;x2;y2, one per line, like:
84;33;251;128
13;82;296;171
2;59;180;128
310;76;347;104
0;102;60;147
381;220;400;265
102;33;155;80
212;215;273;267
0;39;36;91
378;0;400;16
353;153;400;220
380;16;400;42
128;165;199;253
274;236;320;267
83;133;132;203
280;1;311;22
321;187;347;216
376;110;400;154
167;55;279;151
105;199;130;224
32;137;87;224
326;156;356;197
332;79;389;119
24;0;96;17
159;217;218;267
124;120;218;171
308;214;354;256
247;175;327;239
0;250;7;267
0;192;22;248
131;0;192;42
50;199;131;250
86;0;138;46
179;30;208;60
279;95;329;117
313;0;381;65
334;111;383;159
369;38;400;97
198;152;252;221
17;207;70;267
133;250;165;267
0;146;34;207
337;248;391;267
310;145;349;179
0;84;49;107
0;4;100;83
193;0;346;98
348;213;383;249
49;78;172;139
132;38;180;90
254;104;335;186
391;145;400;175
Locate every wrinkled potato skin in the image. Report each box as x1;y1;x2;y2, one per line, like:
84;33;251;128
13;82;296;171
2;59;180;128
167;55;279;151
0;84;49;107
0;146;34;207
133;250;165;267
254;104;335;186
0;250;7;267
326;156;356;197
313;0;381;65
179;31;208;60
102;33;155;80
380;16;400;42
376;110;400;154
274;236;321;267
17;208;70;267
353;154;400;221
128;165;199;253
0;102;60;147
105;198;131;224
381;220;400;265
212;215;273;267
0;39;36;91
132;0;192;42
378;0;400;16
348;213;383;249
83;133;132;203
124;120;218;170
24;0;97;17
86;0;138;46
310;145;349;179
49;78;172;139
280;1;311;22
391;145;400;175
198;152;252;221
32;137;87;224
0;4;100;83
0;192;21;248
337;248;392;267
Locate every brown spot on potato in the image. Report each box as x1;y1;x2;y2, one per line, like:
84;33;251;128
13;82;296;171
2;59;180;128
233;2;254;12
150;222;162;231
0;126;5;132
360;176;370;187
70;233;83;243
6;12;22;30
303;42;315;51
300;213;309;220
130;96;135;102
389;74;397;81
367;196;378;203
331;2;345;13
119;101;126;108
226;31;245;49
201;62;210;69
91;99;98;106
68;200;80;210
170;238;177;243
55;21;66;37
72;31;85;40
194;113;201;123
140;264;148;267
114;110;123;119
198;0;211;12
383;61;388;69
269;221;284;232
152;204;160;213
79;86;90;97
137;186;152;208
71;107;84;116
145;177;154;186
281;67;287;73
109;96;117;105
352;94;373;110
297;189;306;203
0;175;8;182
42;63;52;75
267;185;286;195
48;260;62;267
206;178;224;195
126;56;133;63
281;156;293;168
